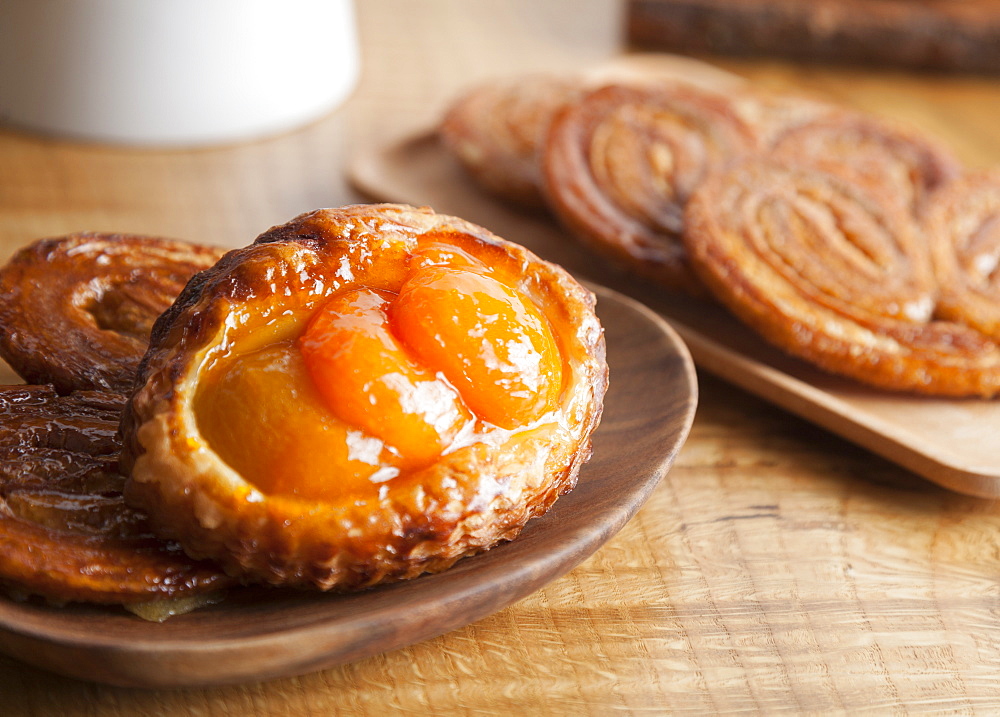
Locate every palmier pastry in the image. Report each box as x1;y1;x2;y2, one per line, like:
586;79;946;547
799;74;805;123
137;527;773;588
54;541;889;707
439;60;743;210
440;75;584;207
729;88;837;147
925;171;1000;340
771;111;961;218
121;204;607;591
0;385;232;606
0;232;224;395
684;159;1000;397
542;83;757;294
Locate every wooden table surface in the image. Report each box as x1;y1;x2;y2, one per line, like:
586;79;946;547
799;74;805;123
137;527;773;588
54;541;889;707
5;1;1000;713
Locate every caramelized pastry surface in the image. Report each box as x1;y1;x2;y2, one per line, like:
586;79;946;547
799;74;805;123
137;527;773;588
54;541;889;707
926;171;1000;341
685;159;1000;396
0;233;223;394
542;83;757;293
440;75;583;207
771;112;961;218
121;204;607;590
0;385;232;604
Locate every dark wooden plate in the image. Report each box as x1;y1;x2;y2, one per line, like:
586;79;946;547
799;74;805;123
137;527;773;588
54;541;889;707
0;285;697;688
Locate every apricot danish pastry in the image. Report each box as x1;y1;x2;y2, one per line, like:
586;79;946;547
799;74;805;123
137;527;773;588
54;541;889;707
542;83;757;293
121;204;607;590
0;233;223;395
0;385;232;605
684;159;1000;397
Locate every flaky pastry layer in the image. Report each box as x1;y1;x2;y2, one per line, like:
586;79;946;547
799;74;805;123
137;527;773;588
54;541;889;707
121;204;608;590
0;233;223;395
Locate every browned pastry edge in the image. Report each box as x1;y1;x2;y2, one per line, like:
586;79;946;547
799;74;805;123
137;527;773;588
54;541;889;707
727;87;838;148
440;75;584;207
121;203;608;590
438;58;748;210
541;82;758;295
684;158;1000;397
0;385;233;604
925;170;1000;341
0;232;224;395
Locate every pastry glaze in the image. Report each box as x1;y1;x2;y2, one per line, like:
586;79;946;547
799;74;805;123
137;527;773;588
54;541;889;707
0;385;232;604
0;233;223;395
121;204;607;590
685;158;1000;397
542;83;757;294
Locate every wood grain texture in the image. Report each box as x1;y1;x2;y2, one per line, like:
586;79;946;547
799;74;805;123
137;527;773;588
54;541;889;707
4;0;1000;713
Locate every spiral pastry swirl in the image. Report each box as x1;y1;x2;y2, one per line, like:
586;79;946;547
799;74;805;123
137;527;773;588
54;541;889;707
771;111;961;218
0;233;224;395
542;83;758;293
0;385;232;604
440;75;583;207
684;159;1000;397
926;171;1000;341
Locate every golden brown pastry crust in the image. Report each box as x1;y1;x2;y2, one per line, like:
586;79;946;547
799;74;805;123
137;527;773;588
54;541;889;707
684;158;1000;397
0;233;224;395
771;111;961;217
926;171;1000;341
728;88;837;147
0;385;232;604
440;75;583;207
541;83;758;294
121;204;608;590
438;60;745;209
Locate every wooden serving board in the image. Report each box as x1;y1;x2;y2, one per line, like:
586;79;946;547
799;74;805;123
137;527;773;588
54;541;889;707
628;0;1000;74
349;130;1000;499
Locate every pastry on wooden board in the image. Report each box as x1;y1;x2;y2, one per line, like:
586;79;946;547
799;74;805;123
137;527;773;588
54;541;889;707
120;203;608;591
438;68;836;295
433;57;1000;399
0;385;233;607
684;158;1000;397
0;233;223;395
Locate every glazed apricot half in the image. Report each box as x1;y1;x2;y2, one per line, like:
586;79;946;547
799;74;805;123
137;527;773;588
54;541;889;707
121;204;607;590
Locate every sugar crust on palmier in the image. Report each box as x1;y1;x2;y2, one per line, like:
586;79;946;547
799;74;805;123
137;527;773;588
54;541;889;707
542;82;758;294
926;171;1000;341
0;233;223;395
684;159;1000;397
440;75;583;207
771;111;961;217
